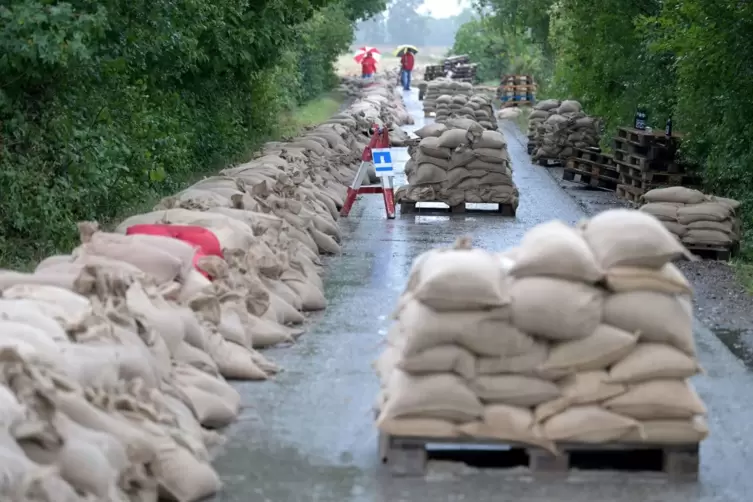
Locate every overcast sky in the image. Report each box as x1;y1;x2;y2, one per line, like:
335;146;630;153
417;0;471;18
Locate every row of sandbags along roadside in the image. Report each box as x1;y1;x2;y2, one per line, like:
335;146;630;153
395;118;520;208
0;76;412;502
639;186;742;252
375;209;708;450
529;99;601;161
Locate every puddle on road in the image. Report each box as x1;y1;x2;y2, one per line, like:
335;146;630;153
713;327;753;371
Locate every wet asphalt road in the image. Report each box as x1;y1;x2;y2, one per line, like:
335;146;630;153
210;89;753;502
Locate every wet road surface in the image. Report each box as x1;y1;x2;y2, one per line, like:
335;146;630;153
210;88;753;502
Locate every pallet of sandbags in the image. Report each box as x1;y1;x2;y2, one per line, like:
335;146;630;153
380;434;699;479
532;100;602;163
396;119;519;212
526;99;560;156
423;79;474;117
639;187;742;261
374;210;707;480
433;93;497;131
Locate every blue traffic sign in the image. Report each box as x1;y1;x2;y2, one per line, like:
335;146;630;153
372;148;394;177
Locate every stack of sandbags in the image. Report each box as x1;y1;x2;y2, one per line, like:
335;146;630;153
375;210;709;447
527;99;561;148
434;94;497;131
640;187;742;250
0;79;407;501
531;100;601;161
396;121;519;208
422;79;473;116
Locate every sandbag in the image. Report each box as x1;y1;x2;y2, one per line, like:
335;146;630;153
510;221;603;283
394;298;521;356
380;369;483;422
603;291;695;355
641;187;706;205
542;405;641;443
397;345;477;380
475;341;549;375
604;264;692;295
470;375;561;407
603;379;706;420
620;416;709;444
376;417;459;438
458;405;554;450
534;371;626;423
510;277;603;341
607;343;702;383
538;324;638;377
582;209;690;268
411;249;510;311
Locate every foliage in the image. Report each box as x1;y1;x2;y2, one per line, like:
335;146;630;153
0;0;385;267
451;16;547;82
354;4;474;47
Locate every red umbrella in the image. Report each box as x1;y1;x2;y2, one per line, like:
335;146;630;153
354;47;382;64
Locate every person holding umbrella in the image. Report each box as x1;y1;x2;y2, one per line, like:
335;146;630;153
361;52;377;79
354;47;381;79
395;45;418;91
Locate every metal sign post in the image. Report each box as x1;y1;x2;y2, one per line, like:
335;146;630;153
340;125;396;219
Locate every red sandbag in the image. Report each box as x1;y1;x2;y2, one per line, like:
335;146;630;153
126;224;223;258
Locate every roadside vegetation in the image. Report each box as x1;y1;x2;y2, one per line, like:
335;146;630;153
453;0;753;281
0;0;385;268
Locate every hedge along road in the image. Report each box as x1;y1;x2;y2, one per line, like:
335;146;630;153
208;89;753;502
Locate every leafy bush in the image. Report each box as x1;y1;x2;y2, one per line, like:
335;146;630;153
0;0;383;267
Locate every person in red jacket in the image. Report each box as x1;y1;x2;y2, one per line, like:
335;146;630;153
361;53;377;79
400;51;415;90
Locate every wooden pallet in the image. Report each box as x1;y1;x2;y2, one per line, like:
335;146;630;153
612;139;671;163
619;171;702;191
399;201;516;216
616;127;678;146
684;242;740;261
572;147;610;165
380;433;699;480
563;159;619;190
616;184;645;203
423;111;433;118
537;157;563;167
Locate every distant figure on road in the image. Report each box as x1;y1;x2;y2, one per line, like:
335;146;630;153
400;51;415;90
362;53;377;79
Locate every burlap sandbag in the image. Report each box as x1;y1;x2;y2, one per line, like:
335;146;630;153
639;203;682;222
620;416;708;444
542;405;642;443
377;417;459;438
476;340;548;375
474;130;505;149
538;324;638;377
397;345;477;380
510;277;603;341
533;371;627;423
473;148;509;164
437;129;470;149
414;123;448;138
418;137;452;160
582;209;690;268
458;405;555;451
687;219;734;233
603;292;695;355
510;221;603;283
411;163;448;185
380;369;483;422
683;229;733;246
662;221;688;236
411;248;510;311
414;151;451;169
471;375;561;407
604;263;692;295
709;195;741;210
607;343;702;383
641;187;707;205
677;202;732;224
394;298;523;357
604;379;706;420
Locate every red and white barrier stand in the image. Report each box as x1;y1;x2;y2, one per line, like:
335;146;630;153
340;124;396;219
